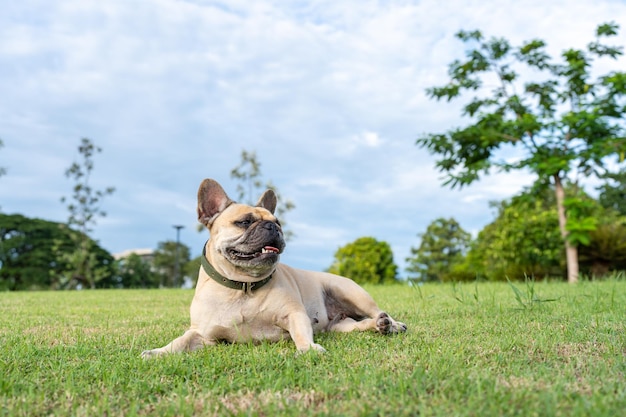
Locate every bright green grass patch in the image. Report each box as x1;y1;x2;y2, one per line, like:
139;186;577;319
1;279;625;416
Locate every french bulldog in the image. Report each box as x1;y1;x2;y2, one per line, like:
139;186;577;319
141;179;406;357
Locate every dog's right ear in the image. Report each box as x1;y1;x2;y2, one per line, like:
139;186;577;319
197;179;234;227
256;189;277;214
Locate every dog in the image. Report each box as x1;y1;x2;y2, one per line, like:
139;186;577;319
141;179;406;357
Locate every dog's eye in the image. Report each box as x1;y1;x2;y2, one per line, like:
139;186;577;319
235;219;252;228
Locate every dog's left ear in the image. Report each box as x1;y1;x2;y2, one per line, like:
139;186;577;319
256;189;277;214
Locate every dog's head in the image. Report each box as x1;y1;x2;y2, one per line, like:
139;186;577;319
197;179;285;280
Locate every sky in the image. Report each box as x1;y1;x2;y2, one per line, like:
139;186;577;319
1;0;625;276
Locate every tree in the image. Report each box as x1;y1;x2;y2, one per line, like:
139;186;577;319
230;149;296;240
0;214;70;290
153;240;191;287
597;168;626;216
0;214;115;290
406;218;471;282
115;253;161;289
580;221;626;276
466;184;623;280
467;187;565;281
328;237;398;285
417;23;626;283
59;138;116;289
231;149;263;204
185;255;202;285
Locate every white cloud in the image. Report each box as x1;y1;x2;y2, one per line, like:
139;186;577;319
1;0;625;273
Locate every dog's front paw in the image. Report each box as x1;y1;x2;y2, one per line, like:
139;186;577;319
141;349;165;359
376;312;407;335
296;343;327;355
310;343;327;352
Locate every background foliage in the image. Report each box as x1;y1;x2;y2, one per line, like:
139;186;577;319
153;240;191;288
405;217;471;282
416;22;626;283
59;138;115;289
0;214;115;290
328;237;398;284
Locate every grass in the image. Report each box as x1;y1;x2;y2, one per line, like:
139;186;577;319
1;279;625;416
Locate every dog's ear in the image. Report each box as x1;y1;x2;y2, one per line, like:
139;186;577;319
197;179;234;226
256;189;277;214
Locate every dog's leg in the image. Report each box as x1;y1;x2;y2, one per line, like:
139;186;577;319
324;277;407;335
329;312;406;334
141;329;210;358
281;310;327;353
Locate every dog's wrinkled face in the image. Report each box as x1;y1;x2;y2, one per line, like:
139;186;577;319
197;179;285;279
211;204;285;274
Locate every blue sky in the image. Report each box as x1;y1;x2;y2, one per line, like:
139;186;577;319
1;0;625;275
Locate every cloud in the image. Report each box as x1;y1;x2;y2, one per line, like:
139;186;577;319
1;0;625;275
356;131;382;148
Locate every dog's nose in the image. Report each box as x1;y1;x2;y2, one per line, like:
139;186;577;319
262;221;278;232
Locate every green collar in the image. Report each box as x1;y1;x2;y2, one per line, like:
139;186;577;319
201;242;273;292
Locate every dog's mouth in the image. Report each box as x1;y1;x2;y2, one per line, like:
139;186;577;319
227;245;281;262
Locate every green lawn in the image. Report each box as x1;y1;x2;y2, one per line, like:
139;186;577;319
1;279;625;416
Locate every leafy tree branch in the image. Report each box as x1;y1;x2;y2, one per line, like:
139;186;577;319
59;138;116;289
417;22;626;283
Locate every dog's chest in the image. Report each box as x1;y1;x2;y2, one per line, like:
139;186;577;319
194;293;289;343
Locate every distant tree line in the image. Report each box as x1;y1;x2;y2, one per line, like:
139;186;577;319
0;138;199;290
328;172;626;284
1;160;625;289
3;171;624;290
0;213;198;290
405;177;626;283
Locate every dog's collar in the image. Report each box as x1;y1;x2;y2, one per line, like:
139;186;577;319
201;242;273;293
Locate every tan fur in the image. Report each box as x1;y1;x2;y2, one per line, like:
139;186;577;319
141;179;406;357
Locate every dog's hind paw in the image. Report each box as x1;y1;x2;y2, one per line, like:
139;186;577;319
376;312;407;335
